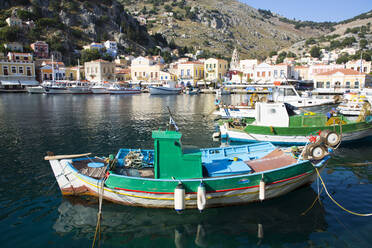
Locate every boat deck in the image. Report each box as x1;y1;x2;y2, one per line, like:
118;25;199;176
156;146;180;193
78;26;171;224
246;149;298;172
71;158;108;179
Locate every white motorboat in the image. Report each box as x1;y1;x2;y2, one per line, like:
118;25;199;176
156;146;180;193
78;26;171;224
44;81;71;94
108;84;141;94
26;85;45;94
67;81;91;94
149;81;181;95
90;83;109;94
337;92;371;116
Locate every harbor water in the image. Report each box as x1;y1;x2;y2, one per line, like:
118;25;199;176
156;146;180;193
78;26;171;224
0;93;371;247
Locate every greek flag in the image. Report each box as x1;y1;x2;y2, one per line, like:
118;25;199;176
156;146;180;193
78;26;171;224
169;116;179;131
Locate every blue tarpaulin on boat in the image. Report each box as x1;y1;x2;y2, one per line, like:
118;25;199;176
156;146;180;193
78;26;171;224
204;158;252;177
1;80;20;85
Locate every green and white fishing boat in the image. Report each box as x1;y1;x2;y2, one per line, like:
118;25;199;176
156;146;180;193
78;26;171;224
219;102;372;145
46;119;335;210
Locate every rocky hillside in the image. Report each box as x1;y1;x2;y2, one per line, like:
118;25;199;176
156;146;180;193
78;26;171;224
278;10;372;61
0;0;163;64
121;0;335;59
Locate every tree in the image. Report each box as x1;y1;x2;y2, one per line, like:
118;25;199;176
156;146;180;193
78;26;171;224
310;46;321;58
81;49;101;63
336;53;350;64
360;39;368;49
276;52;287;64
269;51;277;57
164;4;172;12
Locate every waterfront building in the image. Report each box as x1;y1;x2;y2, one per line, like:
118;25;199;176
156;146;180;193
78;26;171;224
130;56;164;82
30;41;49;59
40;61;65;81
228;48;242;84
115;68;131;81
308;64;345;82
3;42;23;52
65;66;85;81
204;58;228;82
159;71;177;82
84;59;115;83
0;53;38;92
313;68;372;92
240;59;258;83
346;59;371;74
177;61;204;86
253;62;293;84
294;66;310;80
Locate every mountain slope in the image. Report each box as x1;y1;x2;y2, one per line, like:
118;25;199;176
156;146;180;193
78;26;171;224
122;0;334;59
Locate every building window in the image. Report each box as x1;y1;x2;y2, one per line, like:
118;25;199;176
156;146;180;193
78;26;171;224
214;64;216;68
103;67;106;73
268;72;271;77
257;72;260;77
219;64;221;68
15;56;20;60
112;68;114;73
181;69;184;76
345;81;350;88
316;82;324;88
280;70;284;77
26;67;31;76
199;69;202;76
195;70;197;76
135;72;137;77
262;71;266;77
274;70;278;77
3;66;8;75
24;56;28;61
326;81;330;88
187;69;190;75
11;66;16;73
364;67;367;72
354;81;359;88
165;76;168;79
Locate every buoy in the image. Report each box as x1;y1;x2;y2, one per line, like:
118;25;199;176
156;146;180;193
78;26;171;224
259;176;265;201
197;182;207;212
174;182;185;212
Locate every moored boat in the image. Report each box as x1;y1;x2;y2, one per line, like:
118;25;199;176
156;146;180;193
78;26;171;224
67;81;91;94
149;81;181;95
107;84;141;94
219;102;372;145
26;85;45;94
46;122;335;209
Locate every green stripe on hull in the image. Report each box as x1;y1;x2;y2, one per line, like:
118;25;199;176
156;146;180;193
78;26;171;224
243;121;372;136
105;160;314;193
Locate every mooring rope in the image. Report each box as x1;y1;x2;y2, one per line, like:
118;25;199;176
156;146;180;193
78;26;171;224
315;167;372;217
92;177;106;248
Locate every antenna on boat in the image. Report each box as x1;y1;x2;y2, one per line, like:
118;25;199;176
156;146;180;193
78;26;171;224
167;106;179;131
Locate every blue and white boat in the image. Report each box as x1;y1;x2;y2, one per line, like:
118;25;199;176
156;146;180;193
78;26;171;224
149;81;181;95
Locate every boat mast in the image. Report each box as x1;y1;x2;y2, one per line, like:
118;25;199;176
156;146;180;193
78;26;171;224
51;54;55;82
77;59;80;81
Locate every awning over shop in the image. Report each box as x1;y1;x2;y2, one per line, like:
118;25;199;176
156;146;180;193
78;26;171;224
19;80;39;86
0;80;20;85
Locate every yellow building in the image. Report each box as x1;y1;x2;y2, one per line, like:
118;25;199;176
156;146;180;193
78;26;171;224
65;66;85;81
177;61;204;86
204;58;228;81
115;68;131;81
313;68;372;90
0;54;38;92
131;56;164;82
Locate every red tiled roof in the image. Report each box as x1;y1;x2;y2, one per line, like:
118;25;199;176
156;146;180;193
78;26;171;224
316;68;366;76
180;61;204;65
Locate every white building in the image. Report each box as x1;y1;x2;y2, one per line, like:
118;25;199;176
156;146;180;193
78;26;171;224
104;40;118;58
84;59;115;83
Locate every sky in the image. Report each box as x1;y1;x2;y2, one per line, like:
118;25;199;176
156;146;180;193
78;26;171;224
240;0;372;22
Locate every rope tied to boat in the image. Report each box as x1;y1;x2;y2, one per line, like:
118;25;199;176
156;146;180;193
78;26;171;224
314;167;372;217
91;169;109;248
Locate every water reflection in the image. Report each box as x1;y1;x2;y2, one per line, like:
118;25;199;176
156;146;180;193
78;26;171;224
54;186;326;247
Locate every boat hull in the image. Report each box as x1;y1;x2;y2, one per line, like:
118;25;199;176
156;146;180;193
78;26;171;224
44;87;70;94
108;89;141;94
49;156;328;208
26;86;45;94
149;86;181;95
220;122;372;145
91;88;108;94
68;87;91;94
